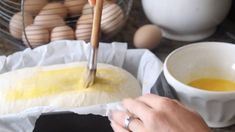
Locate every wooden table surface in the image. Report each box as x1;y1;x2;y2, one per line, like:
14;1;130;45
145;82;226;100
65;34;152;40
0;0;235;131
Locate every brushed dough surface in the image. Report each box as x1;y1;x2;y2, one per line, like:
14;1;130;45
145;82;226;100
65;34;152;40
0;62;141;115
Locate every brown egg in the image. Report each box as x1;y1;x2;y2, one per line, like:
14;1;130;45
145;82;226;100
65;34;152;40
82;1;115;15
34;14;65;31
22;24;50;48
75;14;93;42
9;12;33;39
105;0;117;4
51;25;75;41
64;0;87;16
78;14;93;24
89;0;116;5
134;24;162;50
24;0;48;16
82;3;93;15
76;24;92;42
39;2;68;18
101;3;124;34
82;0;115;15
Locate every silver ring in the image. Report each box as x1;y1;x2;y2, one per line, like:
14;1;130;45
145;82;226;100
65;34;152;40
124;115;135;130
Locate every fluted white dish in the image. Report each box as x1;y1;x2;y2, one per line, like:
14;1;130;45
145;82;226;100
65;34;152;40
163;42;235;127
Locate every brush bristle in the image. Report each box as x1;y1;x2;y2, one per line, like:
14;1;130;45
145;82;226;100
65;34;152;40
84;70;96;88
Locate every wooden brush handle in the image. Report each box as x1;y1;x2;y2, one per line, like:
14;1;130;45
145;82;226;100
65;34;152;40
91;0;103;48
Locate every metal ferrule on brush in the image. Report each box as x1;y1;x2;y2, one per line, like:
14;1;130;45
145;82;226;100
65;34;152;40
88;47;98;71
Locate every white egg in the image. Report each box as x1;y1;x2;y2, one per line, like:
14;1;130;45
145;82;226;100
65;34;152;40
51;25;75;41
34;14;65;31
134;24;162;50
75;14;93;42
39;2;68;18
9;12;33;39
101;3;124;34
22;24;50;48
23;0;48;16
64;0;87;16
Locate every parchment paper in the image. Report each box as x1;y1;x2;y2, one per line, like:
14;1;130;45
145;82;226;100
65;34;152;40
0;40;162;132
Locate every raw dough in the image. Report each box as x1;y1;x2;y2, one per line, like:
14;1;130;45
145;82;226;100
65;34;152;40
0;62;141;115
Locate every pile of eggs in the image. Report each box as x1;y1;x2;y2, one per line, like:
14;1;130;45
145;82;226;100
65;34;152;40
9;0;124;48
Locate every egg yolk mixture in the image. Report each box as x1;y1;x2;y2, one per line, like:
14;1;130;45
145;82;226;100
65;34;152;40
6;67;123;101
188;78;235;91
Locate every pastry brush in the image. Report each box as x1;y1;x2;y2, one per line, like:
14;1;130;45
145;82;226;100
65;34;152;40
84;0;103;88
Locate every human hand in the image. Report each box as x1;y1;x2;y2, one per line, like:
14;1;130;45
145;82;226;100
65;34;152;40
109;94;211;132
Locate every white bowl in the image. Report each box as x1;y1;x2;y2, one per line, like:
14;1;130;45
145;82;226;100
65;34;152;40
163;42;235;127
142;0;232;41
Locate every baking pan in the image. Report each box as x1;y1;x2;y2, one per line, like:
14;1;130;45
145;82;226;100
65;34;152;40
33;72;177;132
33;112;113;132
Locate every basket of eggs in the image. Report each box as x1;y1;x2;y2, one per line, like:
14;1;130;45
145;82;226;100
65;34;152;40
0;0;132;49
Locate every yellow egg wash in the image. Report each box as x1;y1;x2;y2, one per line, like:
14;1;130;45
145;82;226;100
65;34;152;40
188;78;235;91
6;67;123;101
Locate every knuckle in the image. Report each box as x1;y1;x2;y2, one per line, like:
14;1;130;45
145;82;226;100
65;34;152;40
157;98;180;113
145;110;166;127
158;97;176;107
146;110;160;122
